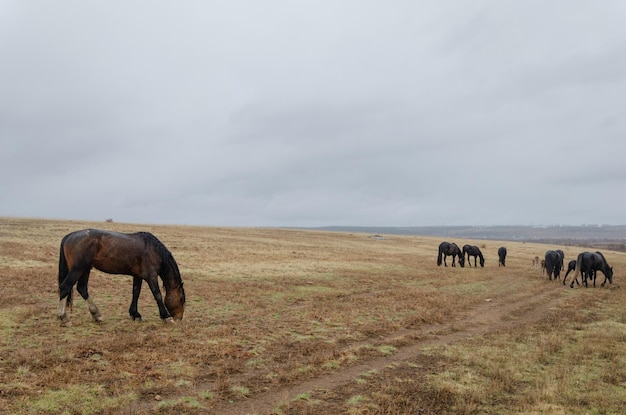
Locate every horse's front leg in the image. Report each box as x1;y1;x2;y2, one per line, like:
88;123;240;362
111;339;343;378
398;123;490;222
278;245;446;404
145;274;174;323
129;276;143;321
76;271;102;322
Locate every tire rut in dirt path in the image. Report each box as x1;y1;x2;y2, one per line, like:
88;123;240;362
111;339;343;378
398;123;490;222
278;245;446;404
212;282;567;415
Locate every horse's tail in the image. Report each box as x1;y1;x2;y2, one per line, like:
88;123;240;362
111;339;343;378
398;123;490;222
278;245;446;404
58;236;73;310
573;254;583;286
437;246;443;266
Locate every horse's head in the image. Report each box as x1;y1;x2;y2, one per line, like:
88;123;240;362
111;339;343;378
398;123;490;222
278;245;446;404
479;257;485;267
605;267;613;284
458;255;465;267
165;282;186;320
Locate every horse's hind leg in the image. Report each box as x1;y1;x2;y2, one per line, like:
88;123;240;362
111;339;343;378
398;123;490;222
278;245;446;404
57;298;71;327
58;267;84;326
76;271;102;322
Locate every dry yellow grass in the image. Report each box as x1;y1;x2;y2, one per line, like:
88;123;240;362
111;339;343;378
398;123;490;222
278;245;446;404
0;217;625;414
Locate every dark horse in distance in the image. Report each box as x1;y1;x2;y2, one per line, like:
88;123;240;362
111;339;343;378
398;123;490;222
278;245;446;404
463;245;485;267
562;260;578;284
564;251;613;288
57;229;186;327
437;242;465;267
498;247;507;267
544;250;564;280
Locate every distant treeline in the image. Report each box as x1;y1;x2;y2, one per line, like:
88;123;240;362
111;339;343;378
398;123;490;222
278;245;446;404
533;240;626;252
308;225;626;252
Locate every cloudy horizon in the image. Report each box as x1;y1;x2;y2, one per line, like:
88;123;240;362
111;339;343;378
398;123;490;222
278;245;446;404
2;1;626;228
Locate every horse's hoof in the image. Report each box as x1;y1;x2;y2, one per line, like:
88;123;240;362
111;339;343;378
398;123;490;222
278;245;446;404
164;317;175;324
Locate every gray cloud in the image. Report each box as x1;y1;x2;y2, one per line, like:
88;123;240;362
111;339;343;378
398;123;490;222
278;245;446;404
1;1;626;227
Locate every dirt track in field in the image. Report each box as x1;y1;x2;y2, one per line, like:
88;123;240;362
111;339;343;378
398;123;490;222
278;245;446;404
208;277;566;414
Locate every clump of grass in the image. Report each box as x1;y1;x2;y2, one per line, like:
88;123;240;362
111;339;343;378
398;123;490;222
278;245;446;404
378;344;397;355
157;396;203;410
230;385;250;398
346;394;369;406
30;385;137;414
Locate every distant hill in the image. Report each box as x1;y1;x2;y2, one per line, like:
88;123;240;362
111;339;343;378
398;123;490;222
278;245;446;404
310;225;626;252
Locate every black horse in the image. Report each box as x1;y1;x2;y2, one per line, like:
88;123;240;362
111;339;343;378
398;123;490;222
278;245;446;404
497;247;507;267
57;229;186;327
556;249;565;271
437;242;465;267
562;260;578;285
544;250;563;281
565;251;613;288
462;245;485;267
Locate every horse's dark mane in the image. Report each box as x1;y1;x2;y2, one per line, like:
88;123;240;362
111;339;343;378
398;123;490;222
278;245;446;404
135;232;183;288
595;251;607;264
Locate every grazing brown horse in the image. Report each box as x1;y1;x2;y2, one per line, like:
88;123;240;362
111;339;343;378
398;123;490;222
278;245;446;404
57;229;185;327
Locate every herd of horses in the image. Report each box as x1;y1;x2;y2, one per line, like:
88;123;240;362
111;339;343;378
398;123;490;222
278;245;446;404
436;241;614;289
436;241;506;268
54;229;614;327
542;249;613;288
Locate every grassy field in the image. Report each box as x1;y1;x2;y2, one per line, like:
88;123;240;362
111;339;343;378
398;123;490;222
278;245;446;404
0;217;625;414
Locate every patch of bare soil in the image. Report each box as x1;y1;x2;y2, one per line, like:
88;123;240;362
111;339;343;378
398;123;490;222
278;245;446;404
207;282;565;414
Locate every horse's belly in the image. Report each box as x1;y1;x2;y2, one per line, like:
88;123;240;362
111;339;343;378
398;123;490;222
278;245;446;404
93;257;140;277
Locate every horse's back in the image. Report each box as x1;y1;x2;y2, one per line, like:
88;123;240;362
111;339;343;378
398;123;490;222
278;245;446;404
63;229;160;276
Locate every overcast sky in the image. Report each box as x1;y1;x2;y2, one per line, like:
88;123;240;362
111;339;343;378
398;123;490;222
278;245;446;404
1;1;625;227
